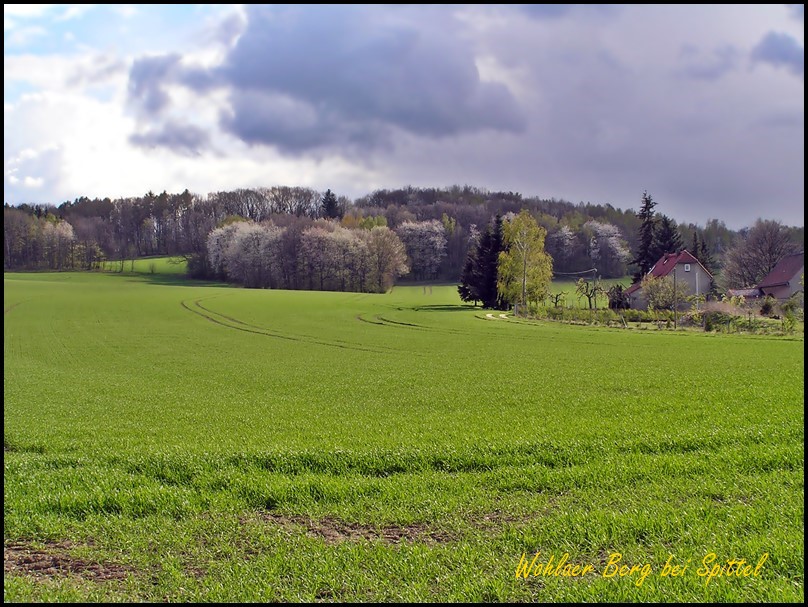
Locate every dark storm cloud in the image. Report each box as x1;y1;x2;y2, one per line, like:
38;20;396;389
751;31;804;77
129;122;210;155
219;90;390;153
127;54;182;115
205;11;246;47
109;5;801;228
124;6;526;153
212;5;526;150
178;66;222;93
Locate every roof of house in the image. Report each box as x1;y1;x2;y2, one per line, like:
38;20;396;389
758;284;794;299
625;282;641;295
625;250;708;296
757;252;804;289
727;288;762;299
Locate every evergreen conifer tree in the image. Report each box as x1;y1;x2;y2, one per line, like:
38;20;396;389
458;246;480;304
320;189;340;219
631;191;658;282
457;215;505;308
653;214;683;259
698;238;715;275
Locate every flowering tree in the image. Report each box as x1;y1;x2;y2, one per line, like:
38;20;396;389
395;220;447;280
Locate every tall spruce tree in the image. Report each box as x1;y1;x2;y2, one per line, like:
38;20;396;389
631;191;658;282
698;238;715;275
457;215;505;309
482;215;506;309
458;246;480;304
653;214;683;259
690;230;716;275
320;189;340;219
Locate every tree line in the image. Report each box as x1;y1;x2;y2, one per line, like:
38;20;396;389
207;219;412;293
4;186;803;295
2;185;650;278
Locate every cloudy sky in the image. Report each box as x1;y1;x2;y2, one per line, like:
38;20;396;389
4;4;804;229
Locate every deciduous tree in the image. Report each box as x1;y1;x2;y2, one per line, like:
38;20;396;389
721;219;800;288
497;210;553;312
641;274;690;311
395;219;447;281
583;220;631;278
364;226;409;292
575;278;605;310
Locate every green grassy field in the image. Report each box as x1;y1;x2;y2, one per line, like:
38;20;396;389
549;277;631;309
100;256;188;275
3;270;804;602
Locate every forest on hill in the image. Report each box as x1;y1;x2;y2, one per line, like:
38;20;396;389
4;184;803;290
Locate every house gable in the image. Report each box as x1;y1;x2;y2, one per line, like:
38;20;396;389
756;252;804;299
625;250;713;309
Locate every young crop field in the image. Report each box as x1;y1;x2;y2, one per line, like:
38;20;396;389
99;256;188;275
3;270;804;602
549;276;631;309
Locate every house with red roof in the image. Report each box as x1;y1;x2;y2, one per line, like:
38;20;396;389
726;252;804;301
756;252;804;300
625;250;713;310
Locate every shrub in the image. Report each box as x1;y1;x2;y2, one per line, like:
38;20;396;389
780;297;798;316
760;296;776;316
623;309;655;323
703;310;733;332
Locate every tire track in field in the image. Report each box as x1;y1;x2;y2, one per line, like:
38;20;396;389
376;315;432;331
181;297;400;355
355;314;385;326
193;299;405;354
368;313;547;347
357;311;520;340
4;300;26;315
360;309;586;346
180;298;300;342
357;312;477;338
356;312;471;337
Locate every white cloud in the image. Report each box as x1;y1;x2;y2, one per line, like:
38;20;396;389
18;148;39;160
3;4;93;23
5;52;128;95
58;5;96;21
4;25;47;46
113;5;138;19
3;4;56;19
4;82;382;204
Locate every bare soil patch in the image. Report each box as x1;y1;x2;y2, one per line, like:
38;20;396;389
4;541;132;582
254;513;455;545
